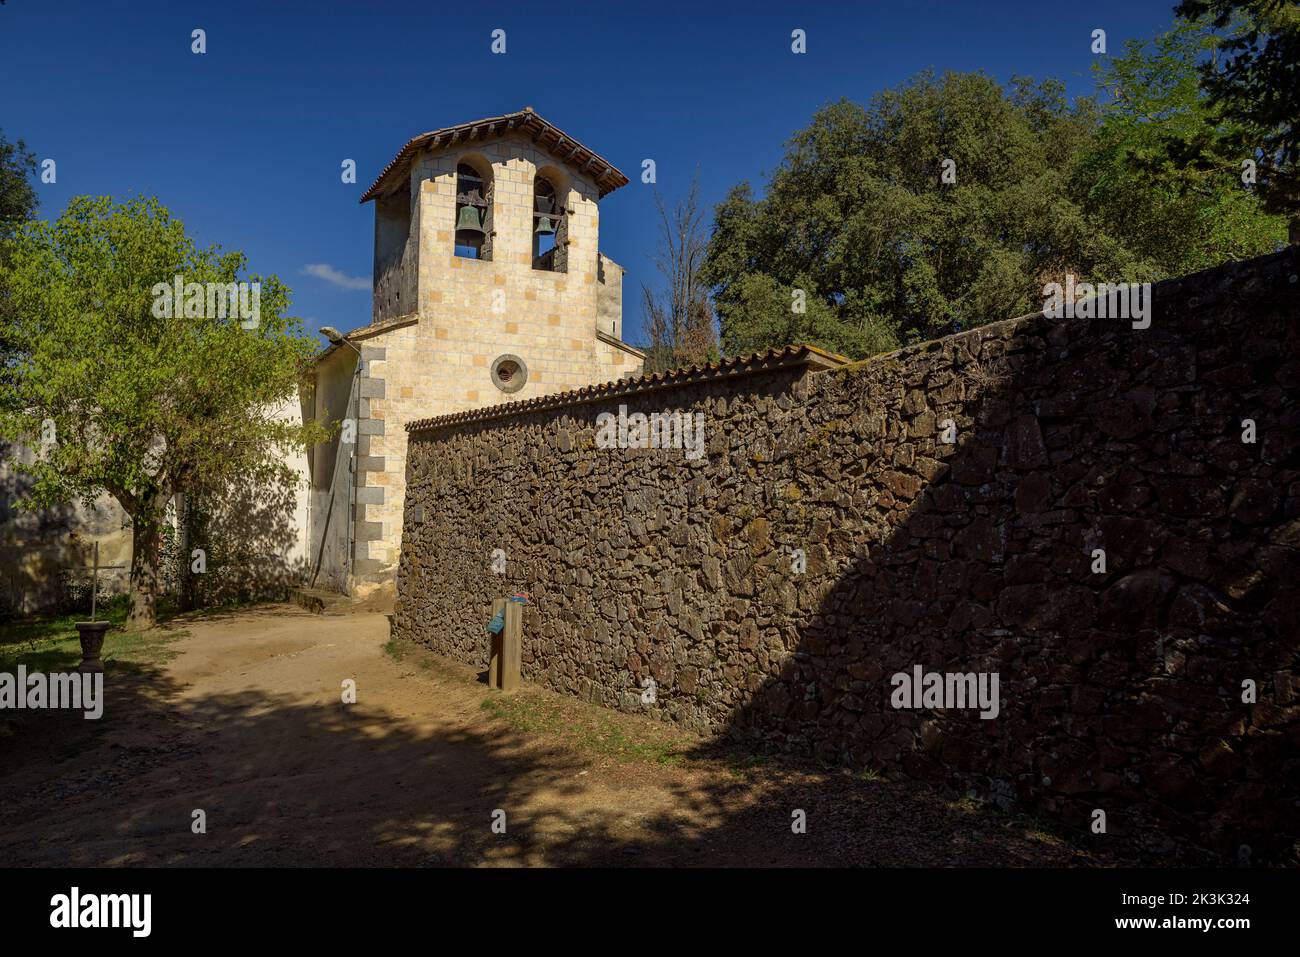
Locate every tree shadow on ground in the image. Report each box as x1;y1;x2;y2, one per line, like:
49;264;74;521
0;630;1136;868
5;257;1294;867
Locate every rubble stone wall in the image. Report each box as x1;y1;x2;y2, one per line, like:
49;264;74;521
395;249;1300;859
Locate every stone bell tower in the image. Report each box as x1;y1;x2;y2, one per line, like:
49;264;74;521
305;108;644;596
362;105;639;392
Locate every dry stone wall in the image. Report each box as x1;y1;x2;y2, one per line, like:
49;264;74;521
395;249;1300;860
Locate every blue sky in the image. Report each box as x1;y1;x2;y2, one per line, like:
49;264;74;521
0;0;1181;348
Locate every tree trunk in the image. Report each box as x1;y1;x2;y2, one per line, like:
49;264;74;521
127;508;164;632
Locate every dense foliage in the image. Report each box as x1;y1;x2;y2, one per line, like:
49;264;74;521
702;20;1288;358
0;196;323;628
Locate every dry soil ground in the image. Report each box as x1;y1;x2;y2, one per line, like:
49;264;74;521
0;603;1138;867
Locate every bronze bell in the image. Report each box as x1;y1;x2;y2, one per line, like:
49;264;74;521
456;204;484;235
534;215;556;235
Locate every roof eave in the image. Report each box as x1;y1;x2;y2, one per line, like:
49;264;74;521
360;109;628;204
406;345;847;435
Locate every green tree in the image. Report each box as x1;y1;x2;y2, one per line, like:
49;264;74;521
702;72;1143;358
1175;0;1300;240
704;59;1285;360
1075;17;1288;270
0;131;40;351
0;196;323;630
0;130;38;243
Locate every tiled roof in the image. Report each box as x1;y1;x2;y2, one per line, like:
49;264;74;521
361;107;629;203
406;344;849;434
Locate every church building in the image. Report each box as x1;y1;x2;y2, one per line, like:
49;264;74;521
0;108;641;613
300;108;645;597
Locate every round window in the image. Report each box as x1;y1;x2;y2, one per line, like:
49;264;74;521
490;354;527;393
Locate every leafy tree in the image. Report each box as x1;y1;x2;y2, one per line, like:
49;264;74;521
703;56;1285;360
0;196;323;630
702;72;1141;357
0;130;38;243
1075;18;1288;271
0;131;39;352
1174;0;1300;240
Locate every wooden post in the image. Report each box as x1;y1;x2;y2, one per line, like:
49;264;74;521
489;598;505;690
501;600;522;693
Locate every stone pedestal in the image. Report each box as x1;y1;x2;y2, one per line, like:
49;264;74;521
74;621;111;674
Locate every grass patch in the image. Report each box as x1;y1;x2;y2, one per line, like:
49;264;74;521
480;695;564;736
722;733;783;774
480;690;689;767
0;597;131;648
0;601;186;748
384;638;466;680
388;635;703;770
0;624;185;674
0;593;272;674
1;593;269;643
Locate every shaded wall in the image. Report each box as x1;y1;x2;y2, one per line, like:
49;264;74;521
395;249;1300;858
0;395;314;615
0;441;129;616
306;348;359;593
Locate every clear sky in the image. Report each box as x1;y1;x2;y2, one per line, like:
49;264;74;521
0;0;1182;348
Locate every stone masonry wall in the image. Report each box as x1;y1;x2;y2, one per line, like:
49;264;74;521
394;249;1300;860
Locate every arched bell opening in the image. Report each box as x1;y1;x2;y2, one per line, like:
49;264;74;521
532;167;568;273
454;157;494;261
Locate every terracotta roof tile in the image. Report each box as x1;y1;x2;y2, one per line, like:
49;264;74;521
361;107;629;203
406;344;849;435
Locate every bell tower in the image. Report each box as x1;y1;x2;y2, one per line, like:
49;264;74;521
362;107;638;391
324;108;644;592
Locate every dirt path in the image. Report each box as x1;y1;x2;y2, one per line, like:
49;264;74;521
0;604;1129;867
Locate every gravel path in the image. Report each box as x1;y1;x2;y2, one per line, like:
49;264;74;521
0;604;1130;867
